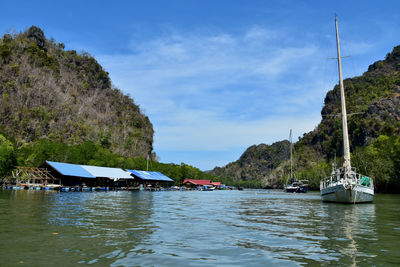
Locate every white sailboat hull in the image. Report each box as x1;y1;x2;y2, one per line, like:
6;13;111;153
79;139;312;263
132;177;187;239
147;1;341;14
320;184;374;203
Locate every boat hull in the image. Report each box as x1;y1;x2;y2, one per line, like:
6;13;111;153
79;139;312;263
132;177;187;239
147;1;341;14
321;184;373;203
285;187;298;193
285;185;308;193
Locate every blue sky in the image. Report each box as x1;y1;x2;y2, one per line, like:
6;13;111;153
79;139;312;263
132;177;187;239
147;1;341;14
2;1;400;170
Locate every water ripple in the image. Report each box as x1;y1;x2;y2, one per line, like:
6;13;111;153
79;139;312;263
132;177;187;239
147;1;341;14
0;189;399;266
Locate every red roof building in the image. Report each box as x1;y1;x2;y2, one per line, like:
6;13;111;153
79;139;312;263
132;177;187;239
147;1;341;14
211;182;221;187
182;179;221;188
182;179;211;186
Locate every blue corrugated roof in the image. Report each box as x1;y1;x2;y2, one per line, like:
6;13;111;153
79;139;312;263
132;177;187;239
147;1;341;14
81;165;133;179
126;170;174;182
46;161;96;178
46;161;173;182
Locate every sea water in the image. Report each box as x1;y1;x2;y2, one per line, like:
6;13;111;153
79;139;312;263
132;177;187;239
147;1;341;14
0;189;399;266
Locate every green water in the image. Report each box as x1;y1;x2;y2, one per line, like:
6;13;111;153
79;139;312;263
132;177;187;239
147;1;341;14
0;189;399;266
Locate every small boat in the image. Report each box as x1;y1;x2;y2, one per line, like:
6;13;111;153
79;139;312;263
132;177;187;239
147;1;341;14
44;184;61;190
320;16;374;203
205;185;216;191
284;129;308;193
286;180;309;193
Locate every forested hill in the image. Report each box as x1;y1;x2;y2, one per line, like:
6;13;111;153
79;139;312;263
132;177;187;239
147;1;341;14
210;45;400;192
210;141;290;188
0;26;154;158
0;26;220;185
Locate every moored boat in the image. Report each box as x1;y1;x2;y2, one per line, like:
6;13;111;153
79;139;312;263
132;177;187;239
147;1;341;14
286;180;309;193
284;129;308;193
320;166;373;203
319;16;374;203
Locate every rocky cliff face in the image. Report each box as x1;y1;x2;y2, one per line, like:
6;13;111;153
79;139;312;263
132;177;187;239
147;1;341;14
0;26;154;158
303;45;400;160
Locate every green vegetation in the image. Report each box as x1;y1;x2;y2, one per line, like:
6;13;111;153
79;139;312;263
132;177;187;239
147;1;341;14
295;162;331;189
352;135;400;193
210;141;290;188
0;134;16;176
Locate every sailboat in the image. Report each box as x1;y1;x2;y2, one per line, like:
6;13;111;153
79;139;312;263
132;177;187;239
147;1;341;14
285;129;309;193
320;16;374;203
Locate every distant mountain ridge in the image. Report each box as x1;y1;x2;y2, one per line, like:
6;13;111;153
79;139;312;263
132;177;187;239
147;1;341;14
211;140;290;187
210;45;400;190
0;26;154;158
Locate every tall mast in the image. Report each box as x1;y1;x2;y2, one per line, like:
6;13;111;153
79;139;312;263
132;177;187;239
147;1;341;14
335;16;351;171
289;129;293;180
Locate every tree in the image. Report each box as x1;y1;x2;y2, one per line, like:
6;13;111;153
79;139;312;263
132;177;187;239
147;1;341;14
0;134;15;176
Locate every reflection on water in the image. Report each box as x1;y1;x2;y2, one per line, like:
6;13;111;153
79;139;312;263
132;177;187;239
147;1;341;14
319;203;377;266
0;190;399;266
0;191;155;266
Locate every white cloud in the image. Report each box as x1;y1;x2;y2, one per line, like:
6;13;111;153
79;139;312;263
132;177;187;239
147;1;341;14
97;26;331;169
245;26;277;42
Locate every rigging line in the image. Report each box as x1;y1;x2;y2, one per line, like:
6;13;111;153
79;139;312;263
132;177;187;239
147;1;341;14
348;51;366;112
326;22;341;93
322;53;329;100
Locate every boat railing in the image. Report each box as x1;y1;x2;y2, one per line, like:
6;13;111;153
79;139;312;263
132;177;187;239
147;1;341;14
320;171;374;190
354;173;374;189
320;176;338;190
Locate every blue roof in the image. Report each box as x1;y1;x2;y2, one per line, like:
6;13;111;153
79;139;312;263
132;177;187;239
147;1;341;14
45;161;173;182
126;170;174;182
81;165;133;179
46;161;96;178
